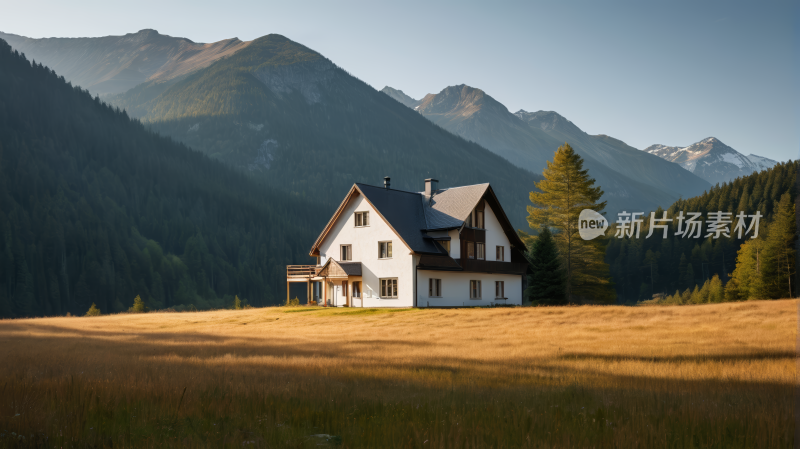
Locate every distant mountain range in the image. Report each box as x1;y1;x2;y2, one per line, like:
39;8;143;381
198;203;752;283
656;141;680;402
0;29;250;96
644;138;778;185
0;30;550;230
382;85;712;214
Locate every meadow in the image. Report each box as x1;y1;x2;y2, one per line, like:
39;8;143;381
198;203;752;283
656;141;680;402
0;300;795;448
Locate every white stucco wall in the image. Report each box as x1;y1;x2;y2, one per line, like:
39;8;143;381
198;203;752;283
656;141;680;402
416;270;522;307
483;202;511;262
318;192;415;307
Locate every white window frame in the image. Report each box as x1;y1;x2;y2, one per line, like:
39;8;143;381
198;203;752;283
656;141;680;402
355;211;369;227
470;280;481;299
495;281;505;299
496;246;504;261
379;241;392;259
429;278;442;297
340;244;352;261
352;281;361;298
380;278;398;299
476;242;485;260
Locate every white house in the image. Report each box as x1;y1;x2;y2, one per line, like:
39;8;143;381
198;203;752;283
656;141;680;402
286;178;528;307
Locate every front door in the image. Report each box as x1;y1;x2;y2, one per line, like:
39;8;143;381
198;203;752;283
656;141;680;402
342;281;349;307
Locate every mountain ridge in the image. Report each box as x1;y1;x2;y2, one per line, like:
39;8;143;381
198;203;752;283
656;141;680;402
644;137;778;185
0;29;251;96
385;84;712;213
102;34;544;230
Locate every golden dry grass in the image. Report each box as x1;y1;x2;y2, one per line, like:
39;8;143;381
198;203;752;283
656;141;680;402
0;300;795;448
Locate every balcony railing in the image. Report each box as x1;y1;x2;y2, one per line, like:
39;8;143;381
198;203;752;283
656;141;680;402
287;265;321;278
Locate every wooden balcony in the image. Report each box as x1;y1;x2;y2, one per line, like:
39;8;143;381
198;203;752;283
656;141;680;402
287;265;321;278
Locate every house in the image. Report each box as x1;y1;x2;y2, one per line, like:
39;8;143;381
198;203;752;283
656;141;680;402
286;177;528;307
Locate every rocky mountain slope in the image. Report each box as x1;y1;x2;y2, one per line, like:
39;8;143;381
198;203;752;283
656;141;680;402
99;33;544;229
381;86;421;109
0;29;250;96
384;84;711;214
644;138;778;185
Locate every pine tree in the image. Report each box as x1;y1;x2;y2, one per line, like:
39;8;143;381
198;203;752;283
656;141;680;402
129;295;147;313
525;226;567;305
762;193;796;298
728;238;766;300
85;303;101;316
528;143;614;303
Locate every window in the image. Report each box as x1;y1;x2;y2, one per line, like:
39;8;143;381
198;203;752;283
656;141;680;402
476;243;485;260
355;211;369;227
340;245;352;261
496;246;504;261
466;213;473;227
380;278;398;298
429;279;442;297
476;210;484;228
470;280;481;299
379;241;392;259
495;281;505;299
439;240;450;254
467;241;474;259
352;281;361;298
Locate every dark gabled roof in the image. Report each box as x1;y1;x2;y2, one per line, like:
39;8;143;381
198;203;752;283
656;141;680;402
355;183;441;254
309;181;525;256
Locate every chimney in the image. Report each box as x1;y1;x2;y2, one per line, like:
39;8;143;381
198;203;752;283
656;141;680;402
424;178;439;196
384;176;391;189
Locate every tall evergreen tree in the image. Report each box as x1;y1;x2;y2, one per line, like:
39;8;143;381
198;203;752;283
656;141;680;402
525;226;567;305
762;193;796;298
528;143;615;303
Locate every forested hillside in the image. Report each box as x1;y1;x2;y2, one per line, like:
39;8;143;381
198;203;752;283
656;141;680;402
0;40;324;318
606;161;797;303
107;34;543;229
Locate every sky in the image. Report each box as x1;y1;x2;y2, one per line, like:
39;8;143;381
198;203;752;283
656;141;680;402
2;0;797;161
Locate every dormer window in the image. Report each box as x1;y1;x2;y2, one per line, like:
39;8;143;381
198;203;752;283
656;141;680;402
355;211;369;227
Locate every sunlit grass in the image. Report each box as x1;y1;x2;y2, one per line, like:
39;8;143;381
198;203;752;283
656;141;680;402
0;300;795;448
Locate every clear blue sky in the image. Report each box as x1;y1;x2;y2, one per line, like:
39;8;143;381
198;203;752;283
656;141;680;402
3;0;797;160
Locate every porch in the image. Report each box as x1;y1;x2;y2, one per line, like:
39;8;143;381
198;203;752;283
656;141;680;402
286;261;364;307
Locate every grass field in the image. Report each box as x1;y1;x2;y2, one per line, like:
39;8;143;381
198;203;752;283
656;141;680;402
0;300;795;448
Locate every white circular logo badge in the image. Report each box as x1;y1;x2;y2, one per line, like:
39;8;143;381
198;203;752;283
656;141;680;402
578;209;608;240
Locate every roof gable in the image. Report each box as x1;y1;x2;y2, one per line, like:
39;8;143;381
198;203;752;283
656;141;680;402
310;182;525;256
421;183;489;229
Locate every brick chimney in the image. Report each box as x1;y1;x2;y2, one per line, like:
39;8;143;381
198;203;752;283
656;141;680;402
424;178;439;195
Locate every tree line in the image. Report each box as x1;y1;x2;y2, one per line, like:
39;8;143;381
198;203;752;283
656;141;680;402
0;39;324;318
523;143;797;305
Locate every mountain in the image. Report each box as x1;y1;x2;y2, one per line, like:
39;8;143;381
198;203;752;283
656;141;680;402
0;38;324;317
386;84;711;214
0;29;250;96
643;137;779;185
381;86;421;109
103;33;545;229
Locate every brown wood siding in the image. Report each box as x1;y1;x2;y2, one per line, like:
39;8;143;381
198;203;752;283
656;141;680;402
455;259;527;275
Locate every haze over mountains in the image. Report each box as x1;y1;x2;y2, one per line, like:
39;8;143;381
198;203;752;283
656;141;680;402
644;138;778;185
0;29;250;96
0;30;549;229
3;27;747;219
383;85;712;213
